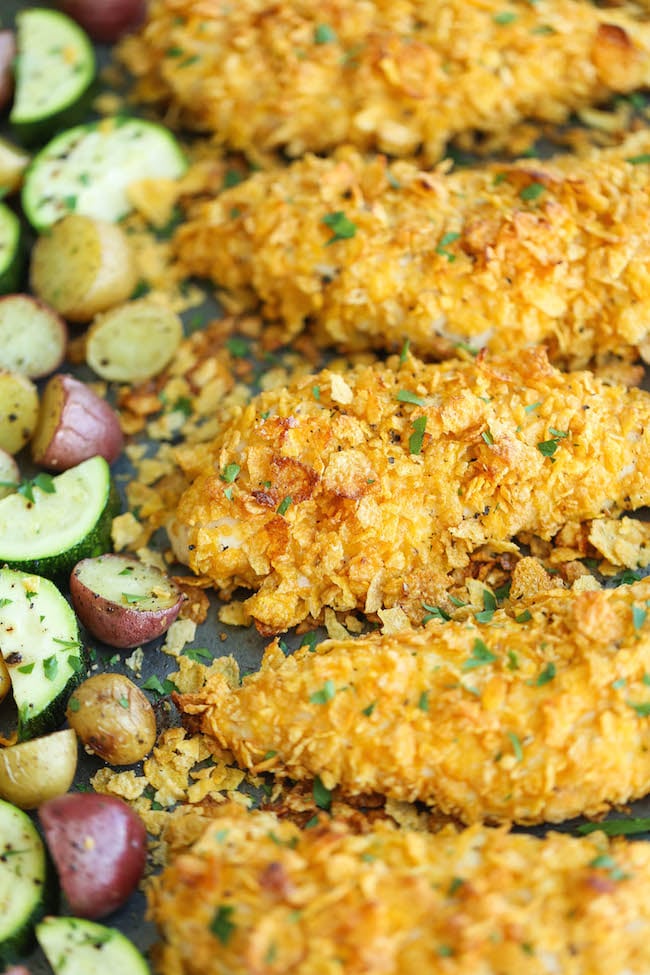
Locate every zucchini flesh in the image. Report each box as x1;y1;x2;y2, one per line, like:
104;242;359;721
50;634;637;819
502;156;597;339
0;203;22;295
22;117;187;230
36;917;150;975
0;799;54;964
0;568;86;741
10;8;95;144
0;456;120;583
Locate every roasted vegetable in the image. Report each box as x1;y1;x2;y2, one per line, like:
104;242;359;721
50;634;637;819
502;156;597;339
85;298;183;382
55;0;146;43
66;673;156;766
0;730;77;810
39;793;146;920
0;296;67;379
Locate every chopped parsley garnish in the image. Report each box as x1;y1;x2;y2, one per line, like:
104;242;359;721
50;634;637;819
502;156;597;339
627;154;650;165
448;876;464;896
462;638;497;670
312;385;320;400
507;650;519;670
314;23;338;44
409;415;427;455
481;429;495;445
537;429;568;457
142;675;177;697
588;854;629;882
119;696;129;709
313;775;332;810
210;905;236;945
422;603;451;624
277;496;293;516
475;590;497;624
122;592;149;604
310;680;336;704
43;656;58;681
435;231;460;261
519;182;545;202
300;631;320;652
417;690;430;712
449;595;467;607
322;210;357;244
221;463;241;484
493;11;517;24
399;338;410;363
578;817;650;837
0;472;57;504
222;168;244;189
362;701;376;717
627;700;650;717
0;598;11;608
508;731;523;762
53;637;82;650
17;662;34;674
531;662;556;686
633;604;647;631
524;401;542;413
183;646;213;664
515;610;532;624
226;336;250;357
397;389;426;407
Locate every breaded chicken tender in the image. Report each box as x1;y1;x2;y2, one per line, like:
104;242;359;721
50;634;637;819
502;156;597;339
179;580;650;825
121;0;650;164
173;349;650;634
175;134;650;367
149;801;650;975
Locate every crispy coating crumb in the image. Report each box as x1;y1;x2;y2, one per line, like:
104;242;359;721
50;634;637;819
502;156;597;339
173;349;650;633
121;0;650;165
148;802;650;975
178;579;650;825
175;134;650;367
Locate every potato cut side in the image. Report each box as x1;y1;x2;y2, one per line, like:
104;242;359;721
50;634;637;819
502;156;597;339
0;371;39;454
0;295;67;378
86;298;183;382
30;214;138;323
0;136;30;196
0;447;18;499
0;728;78;809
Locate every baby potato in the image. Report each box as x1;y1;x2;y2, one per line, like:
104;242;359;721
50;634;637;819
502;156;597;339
0;370;39;455
30;214;138;323
66;673;156;766
0;729;78;809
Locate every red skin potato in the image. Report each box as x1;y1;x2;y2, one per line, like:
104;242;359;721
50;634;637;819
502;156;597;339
70;555;186;649
2;967;32;975
38;793;147;920
31;373;123;471
55;0;146;43
0;32;15;114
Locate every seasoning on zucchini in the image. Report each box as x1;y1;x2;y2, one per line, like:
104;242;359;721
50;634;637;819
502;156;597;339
10;8;96;146
0;204;23;296
0;798;56;965
0;455;120;582
36;917;150;975
22;117;187;230
0;567;87;740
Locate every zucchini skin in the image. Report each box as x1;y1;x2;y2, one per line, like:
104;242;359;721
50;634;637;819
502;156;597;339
0;800;58;965
17;645;88;743
0;469;121;585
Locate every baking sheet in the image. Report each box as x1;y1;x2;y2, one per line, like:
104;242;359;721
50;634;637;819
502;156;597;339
3;2;650;972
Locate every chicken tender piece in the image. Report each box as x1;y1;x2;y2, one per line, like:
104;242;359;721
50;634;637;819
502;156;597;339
179;580;650;825
149;802;650;975
175;135;650;367
121;0;650;164
173;349;650;634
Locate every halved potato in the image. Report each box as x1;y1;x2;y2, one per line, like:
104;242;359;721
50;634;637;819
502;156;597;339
30;214;138;323
0;136;30;197
85;298;183;382
66;673;156;765
0;447;18;499
0;32;15;115
0;728;78;809
31;373;123;471
0;295;67;379
70;553;185;648
0;371;39;455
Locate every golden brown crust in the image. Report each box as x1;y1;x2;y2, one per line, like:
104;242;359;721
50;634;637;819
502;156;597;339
176;579;650;824
148;802;650;975
121;0;650;164
173;349;650;633
174;135;650;366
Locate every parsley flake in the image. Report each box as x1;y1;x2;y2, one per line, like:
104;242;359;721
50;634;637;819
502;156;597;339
277;496;293;516
422;603;451;624
409;415;427;455
633;604;647;631
313;775;332;810
322;210;356;244
435;231;461;262
310;680;336;705
519;182;545;202
532;662;556;686
628;700;650;717
362;701;376;717
221;463;241;484
397;389;426;407
462;638;497;670
183;646;213;664
579;817;650;837
493;11;517;24
508;731;523;762
627;154;650;165
314;23;337;44
210;905;236;945
417;690;430;711
481;429;495;445
43;656;58;681
515;610;532;624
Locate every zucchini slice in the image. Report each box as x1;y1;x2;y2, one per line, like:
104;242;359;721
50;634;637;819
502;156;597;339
0;204;23;295
22;117;187;230
0;456;120;582
0;568;86;740
0;798;55;964
36;917;150;975
10;8;95;146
